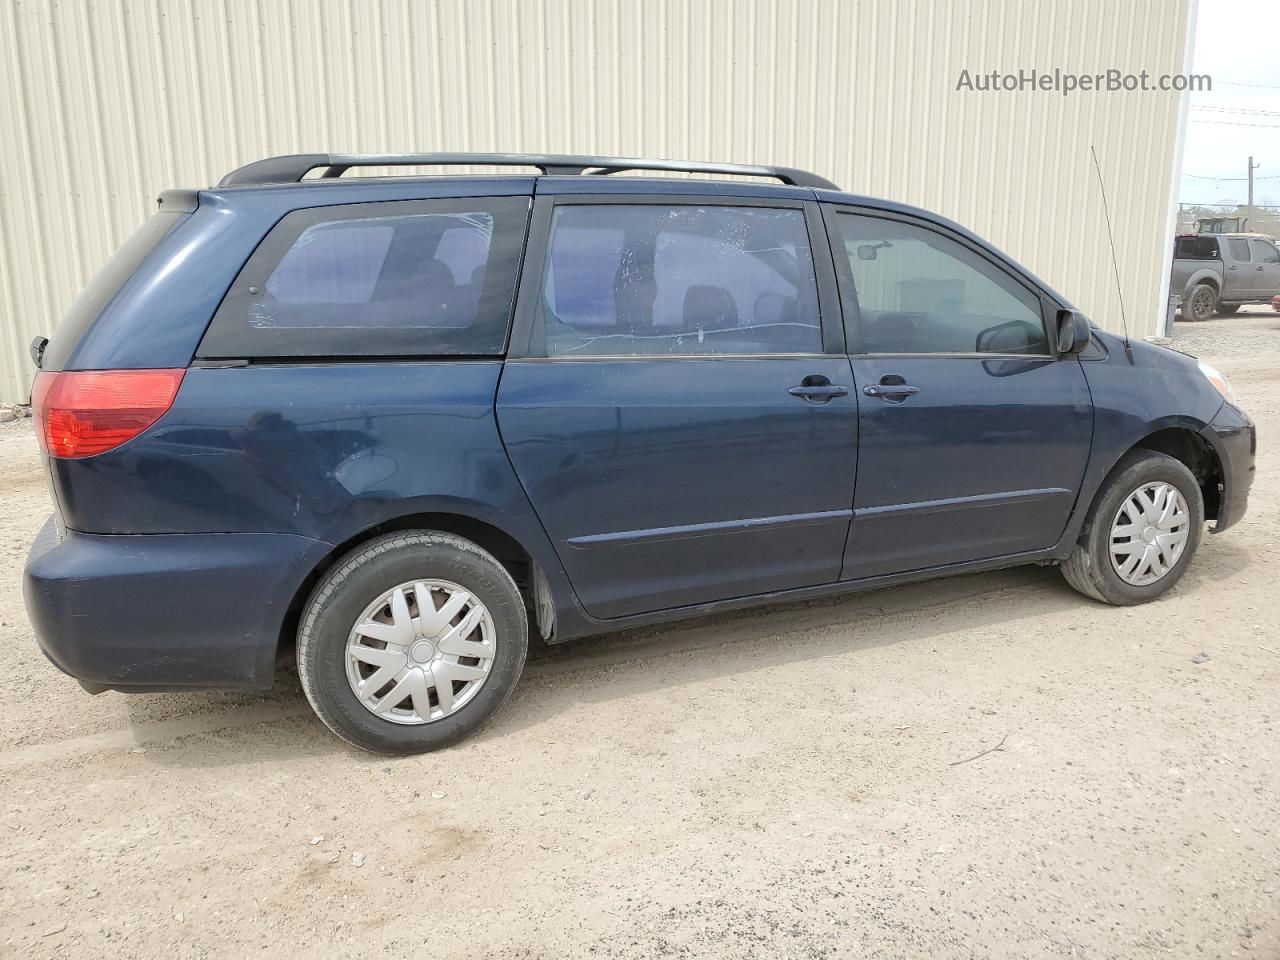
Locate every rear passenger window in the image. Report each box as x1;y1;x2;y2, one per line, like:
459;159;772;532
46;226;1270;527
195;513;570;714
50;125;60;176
536;204;822;356
835;213;1047;355
1174;236;1219;260
1228;238;1252;262
198;197;529;358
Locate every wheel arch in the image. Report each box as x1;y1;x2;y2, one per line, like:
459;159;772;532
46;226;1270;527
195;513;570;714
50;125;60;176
1059;425;1212;604
1112;424;1223;521
1186;272;1220;295
277;510;561;661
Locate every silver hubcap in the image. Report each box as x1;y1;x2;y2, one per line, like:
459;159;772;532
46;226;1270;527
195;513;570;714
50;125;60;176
1109;482;1191;586
345;580;495;725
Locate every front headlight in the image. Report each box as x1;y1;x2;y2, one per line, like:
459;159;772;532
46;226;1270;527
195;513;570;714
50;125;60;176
1198;360;1237;406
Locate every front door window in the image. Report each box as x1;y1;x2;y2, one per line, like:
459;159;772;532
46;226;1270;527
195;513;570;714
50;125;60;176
834;213;1048;356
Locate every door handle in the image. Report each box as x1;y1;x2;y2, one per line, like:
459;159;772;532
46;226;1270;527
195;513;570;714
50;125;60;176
788;383;850;402
863;383;920;400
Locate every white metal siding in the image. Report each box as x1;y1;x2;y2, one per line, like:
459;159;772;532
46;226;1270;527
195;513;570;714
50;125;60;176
0;0;1191;399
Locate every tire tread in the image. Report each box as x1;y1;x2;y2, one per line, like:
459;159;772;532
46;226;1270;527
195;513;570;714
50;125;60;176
1060;450;1203;606
297;530;526;754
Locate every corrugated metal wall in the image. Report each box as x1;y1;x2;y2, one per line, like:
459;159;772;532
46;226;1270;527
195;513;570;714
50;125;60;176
0;0;1192;400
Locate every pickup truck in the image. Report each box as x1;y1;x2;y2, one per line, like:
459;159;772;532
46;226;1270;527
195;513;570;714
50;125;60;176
1173;233;1280;321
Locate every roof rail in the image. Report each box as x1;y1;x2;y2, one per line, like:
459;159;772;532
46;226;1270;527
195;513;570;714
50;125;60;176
217;152;840;190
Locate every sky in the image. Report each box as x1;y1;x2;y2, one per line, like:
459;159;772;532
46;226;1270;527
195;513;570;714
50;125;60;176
1180;0;1280;207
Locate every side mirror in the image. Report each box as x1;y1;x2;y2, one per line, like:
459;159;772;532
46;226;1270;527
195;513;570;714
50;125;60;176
976;319;1038;354
856;244;879;261
30;335;48;369
1055;309;1091;355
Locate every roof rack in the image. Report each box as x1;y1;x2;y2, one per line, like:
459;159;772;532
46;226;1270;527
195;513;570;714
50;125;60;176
217;152;840;190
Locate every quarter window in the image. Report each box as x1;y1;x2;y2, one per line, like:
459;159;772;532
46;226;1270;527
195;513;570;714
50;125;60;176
198;197;528;358
835;213;1047;355
264;221;396;305
537;204;823;356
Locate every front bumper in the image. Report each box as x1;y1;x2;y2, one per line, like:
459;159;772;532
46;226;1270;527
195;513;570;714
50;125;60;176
23;519;331;691
1202;402;1256;534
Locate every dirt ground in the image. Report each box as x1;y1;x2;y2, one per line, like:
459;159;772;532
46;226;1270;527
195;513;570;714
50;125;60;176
0;310;1277;959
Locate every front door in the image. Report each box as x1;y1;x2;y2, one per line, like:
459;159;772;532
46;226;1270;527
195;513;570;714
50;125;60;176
1249;238;1280;298
824;206;1093;580
497;197;858;619
1224;237;1255;298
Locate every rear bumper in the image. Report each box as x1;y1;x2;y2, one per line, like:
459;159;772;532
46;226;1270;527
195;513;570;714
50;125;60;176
23;519;331;691
1202;403;1256;533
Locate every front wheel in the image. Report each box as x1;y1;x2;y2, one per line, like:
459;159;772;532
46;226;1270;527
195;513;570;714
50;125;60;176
297;531;528;754
1061;451;1204;605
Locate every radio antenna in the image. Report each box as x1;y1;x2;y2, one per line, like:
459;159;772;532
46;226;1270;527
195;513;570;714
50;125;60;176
1090;145;1134;363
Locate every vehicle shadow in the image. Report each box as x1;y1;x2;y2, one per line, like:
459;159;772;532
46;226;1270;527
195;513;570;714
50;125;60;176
132;540;1251;766
489;536;1251;740
131;565;1069;766
121;679;326;766
1181;531;1252;588
487;565;1079;740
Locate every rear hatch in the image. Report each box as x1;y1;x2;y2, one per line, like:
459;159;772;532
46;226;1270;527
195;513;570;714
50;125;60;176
31;192;197;525
35;192;196;374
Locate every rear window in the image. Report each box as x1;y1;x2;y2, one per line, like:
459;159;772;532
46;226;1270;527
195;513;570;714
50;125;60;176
1174;236;1219;260
41;210;190;371
198;196;529;358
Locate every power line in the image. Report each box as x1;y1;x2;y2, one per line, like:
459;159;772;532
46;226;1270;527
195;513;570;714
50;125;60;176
1180;200;1275;206
1179;194;1280;204
1189;118;1280;129
1217;79;1280;91
1191;104;1280;118
1180;204;1280;209
1183;173;1280;181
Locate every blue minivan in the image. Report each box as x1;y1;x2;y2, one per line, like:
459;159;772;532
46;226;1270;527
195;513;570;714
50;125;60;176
24;153;1255;753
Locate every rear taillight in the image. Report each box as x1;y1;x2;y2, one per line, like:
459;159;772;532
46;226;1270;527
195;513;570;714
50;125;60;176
31;369;185;458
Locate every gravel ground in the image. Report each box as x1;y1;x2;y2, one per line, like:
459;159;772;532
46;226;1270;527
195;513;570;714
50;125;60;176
0;309;1277;959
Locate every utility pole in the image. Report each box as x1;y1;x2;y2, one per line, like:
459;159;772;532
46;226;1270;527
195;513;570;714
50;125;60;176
1247;156;1260;215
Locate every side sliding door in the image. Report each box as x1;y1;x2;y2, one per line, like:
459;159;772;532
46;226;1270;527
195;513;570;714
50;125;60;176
497;194;859;619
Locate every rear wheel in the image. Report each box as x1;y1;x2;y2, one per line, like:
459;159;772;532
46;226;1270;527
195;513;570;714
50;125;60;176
297;531;528;754
1181;283;1217;322
1061;451;1204;605
1216;303;1241;316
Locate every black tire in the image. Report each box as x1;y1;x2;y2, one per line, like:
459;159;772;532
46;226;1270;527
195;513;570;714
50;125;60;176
1216;303;1241;316
297;531;528;754
1061;451;1204;606
1180;283;1217;322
